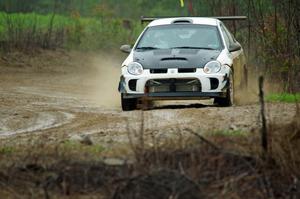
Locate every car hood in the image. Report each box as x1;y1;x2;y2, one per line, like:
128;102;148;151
133;49;221;69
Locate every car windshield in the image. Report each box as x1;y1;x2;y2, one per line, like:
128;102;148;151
136;24;222;50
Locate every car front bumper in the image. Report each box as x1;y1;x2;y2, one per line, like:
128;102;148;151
122;91;226;100
119;67;231;100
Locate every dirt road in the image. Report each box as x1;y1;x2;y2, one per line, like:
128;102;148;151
0;51;297;146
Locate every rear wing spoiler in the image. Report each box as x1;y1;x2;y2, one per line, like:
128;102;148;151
141;16;247;24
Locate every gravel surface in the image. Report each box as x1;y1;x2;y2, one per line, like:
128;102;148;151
0;51;297;147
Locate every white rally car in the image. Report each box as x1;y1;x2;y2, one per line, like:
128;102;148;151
119;17;247;111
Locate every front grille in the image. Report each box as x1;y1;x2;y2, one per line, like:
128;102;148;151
150;69;168;74
146;78;201;93
178;68;196;73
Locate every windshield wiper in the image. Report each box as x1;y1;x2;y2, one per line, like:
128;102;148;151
136;46;160;50
171;46;217;50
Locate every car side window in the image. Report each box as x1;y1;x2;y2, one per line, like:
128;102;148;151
222;24;236;44
220;24;231;48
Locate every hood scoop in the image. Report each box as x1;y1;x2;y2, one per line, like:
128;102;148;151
161;57;187;61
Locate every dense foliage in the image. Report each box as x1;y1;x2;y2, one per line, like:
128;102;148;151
0;0;299;90
0;11;143;50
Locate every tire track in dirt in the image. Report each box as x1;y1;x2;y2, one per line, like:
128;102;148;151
0;110;75;136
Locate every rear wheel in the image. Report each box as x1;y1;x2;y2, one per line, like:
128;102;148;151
214;73;234;107
121;94;137;111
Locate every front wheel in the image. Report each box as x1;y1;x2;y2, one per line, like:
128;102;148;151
121;94;137;111
214;73;234;107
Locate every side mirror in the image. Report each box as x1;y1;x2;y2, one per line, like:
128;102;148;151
229;43;241;52
120;44;132;53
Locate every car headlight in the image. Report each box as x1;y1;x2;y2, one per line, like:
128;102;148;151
127;62;143;75
203;61;221;74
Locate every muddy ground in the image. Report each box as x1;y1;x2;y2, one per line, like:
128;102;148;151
0;50;297;148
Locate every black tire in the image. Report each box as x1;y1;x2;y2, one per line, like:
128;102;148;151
214;73;234;107
121;94;137;111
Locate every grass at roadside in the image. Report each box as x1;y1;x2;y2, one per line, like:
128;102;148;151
266;93;300;103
